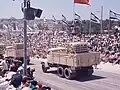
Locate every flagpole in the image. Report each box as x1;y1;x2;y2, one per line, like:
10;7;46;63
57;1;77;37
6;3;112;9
72;1;75;41
73;2;75;21
100;6;103;35
89;13;92;35
109;10;111;35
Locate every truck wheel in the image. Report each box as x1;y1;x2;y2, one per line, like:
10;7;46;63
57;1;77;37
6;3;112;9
42;64;47;73
57;66;64;78
64;68;76;79
87;68;93;76
83;66;93;76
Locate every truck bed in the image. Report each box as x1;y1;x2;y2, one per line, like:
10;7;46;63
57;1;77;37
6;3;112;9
75;52;100;67
47;52;100;67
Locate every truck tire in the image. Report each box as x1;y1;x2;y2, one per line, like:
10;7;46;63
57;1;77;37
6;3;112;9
57;66;64;78
82;66;93;76
87;67;93;76
64;68;76;79
42;64;47;73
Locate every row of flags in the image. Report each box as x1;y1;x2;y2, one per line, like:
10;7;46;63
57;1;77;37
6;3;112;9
51;10;120;24
62;13;82;22
73;0;120;21
73;0;120;24
90;10;120;23
60;0;120;23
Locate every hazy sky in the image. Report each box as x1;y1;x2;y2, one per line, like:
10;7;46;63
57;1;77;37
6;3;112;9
0;0;120;20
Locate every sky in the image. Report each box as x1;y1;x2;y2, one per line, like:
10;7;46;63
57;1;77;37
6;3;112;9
0;0;120;20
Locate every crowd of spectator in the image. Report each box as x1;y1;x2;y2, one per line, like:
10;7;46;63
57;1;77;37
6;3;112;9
27;28;120;64
0;19;120;89
0;54;51;90
0;24;120;63
88;34;120;64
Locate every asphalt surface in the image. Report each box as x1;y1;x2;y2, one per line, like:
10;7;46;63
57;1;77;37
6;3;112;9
30;59;120;90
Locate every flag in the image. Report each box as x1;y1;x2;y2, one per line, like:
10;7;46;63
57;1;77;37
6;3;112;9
61;14;69;26
91;12;100;23
75;13;82;21
109;10;120;20
74;0;89;5
12;22;16;30
52;15;57;22
62;14;67;21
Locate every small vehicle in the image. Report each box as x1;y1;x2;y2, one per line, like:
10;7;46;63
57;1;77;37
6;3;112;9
41;42;100;79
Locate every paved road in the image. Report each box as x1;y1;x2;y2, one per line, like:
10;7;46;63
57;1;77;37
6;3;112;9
30;59;120;90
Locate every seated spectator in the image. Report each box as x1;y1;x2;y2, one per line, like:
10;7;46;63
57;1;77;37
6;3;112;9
101;51;110;63
21;76;31;90
6;73;22;90
109;51;117;63
29;80;38;90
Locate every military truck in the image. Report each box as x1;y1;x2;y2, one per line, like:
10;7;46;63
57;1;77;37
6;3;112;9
5;43;31;64
41;42;100;79
0;44;6;56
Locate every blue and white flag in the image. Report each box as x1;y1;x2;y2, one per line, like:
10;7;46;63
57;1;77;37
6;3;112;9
75;13;82;22
91;12;100;23
109;10;120;20
52;15;57;22
62;14;67;21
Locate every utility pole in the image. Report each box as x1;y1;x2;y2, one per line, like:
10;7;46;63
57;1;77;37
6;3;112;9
23;0;28;76
100;6;103;35
12;0;42;76
12;0;28;76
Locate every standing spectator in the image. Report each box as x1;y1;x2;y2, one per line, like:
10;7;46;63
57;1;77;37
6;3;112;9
0;55;9;76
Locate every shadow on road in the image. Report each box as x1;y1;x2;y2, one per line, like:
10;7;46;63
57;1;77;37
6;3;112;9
46;70;106;82
46;70;57;74
74;75;106;82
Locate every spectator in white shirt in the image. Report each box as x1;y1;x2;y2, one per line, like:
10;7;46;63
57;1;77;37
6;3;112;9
0;56;9;76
